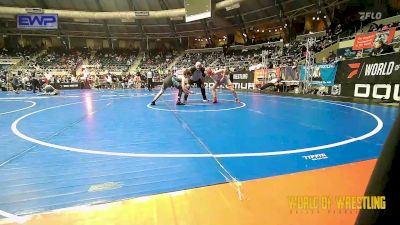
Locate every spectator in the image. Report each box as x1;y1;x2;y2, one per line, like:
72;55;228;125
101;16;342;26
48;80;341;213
133;72;142;89
370;40;394;56
146;71;153;91
327;51;337;63
12;75;21;94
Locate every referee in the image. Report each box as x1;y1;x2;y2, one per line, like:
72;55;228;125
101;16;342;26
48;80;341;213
178;61;208;104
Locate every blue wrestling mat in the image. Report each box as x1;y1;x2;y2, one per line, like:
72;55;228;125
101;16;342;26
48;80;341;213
0;89;398;216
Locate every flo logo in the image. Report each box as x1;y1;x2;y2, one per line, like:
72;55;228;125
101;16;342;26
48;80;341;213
347;63;361;78
359;12;382;21
349;61;399;79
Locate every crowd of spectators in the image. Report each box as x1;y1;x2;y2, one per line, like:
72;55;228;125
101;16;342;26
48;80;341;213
368;22;400;32
0;46;39;59
138;50;177;77
0;69;152;93
35;47;90;72
335;21;400;60
2;13;399;93
90;48;137;73
175;52;220;69
91;72;149;89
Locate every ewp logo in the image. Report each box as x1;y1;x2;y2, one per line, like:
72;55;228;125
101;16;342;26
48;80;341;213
17;14;58;29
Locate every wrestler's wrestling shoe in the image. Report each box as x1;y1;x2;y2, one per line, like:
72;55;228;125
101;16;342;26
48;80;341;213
213;97;217;104
202;99;209;103
176;101;185;105
150;101;156;105
235;99;241;103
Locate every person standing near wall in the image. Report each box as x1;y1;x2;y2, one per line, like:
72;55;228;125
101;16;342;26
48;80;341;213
147;70;153;91
12;74;21;94
31;73;41;93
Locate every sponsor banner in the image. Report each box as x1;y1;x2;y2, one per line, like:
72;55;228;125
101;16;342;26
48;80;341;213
17;14;58;29
203;82;255;89
338;83;400;101
335;52;400;101
280;66;300;81
25;8;43;14
300;64;337;86
54;82;83;90
0;64;10;70
204;70;255;89
352;28;396;50
302;153;328;161
154;82;163;86
353;32;377;50
0;58;21;65
134;11;149;16
231;70;255;89
232;70;254;82
253;68;281;87
81;64;97;68
336;52;400;83
337;47;374;59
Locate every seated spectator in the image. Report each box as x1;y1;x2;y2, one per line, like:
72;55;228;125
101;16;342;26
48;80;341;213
128;76;135;88
133;72;142;89
327;51;337;63
370;40;394;56
369;23;378;32
382;25;390;31
12;74;21;94
356;51;363;58
335;24;343;35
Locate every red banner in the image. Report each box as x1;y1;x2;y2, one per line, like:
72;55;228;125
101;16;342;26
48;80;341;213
352;28;396;50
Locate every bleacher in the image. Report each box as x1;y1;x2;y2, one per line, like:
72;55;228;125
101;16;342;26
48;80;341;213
0;46;39;59
175;51;221;69
139;50;176;74
35;47;89;72
90;48;137;73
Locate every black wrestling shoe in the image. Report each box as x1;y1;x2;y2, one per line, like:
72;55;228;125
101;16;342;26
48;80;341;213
150;101;156;105
176;101;185;105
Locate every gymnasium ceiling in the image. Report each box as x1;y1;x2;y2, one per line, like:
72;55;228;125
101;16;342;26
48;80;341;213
0;0;349;39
